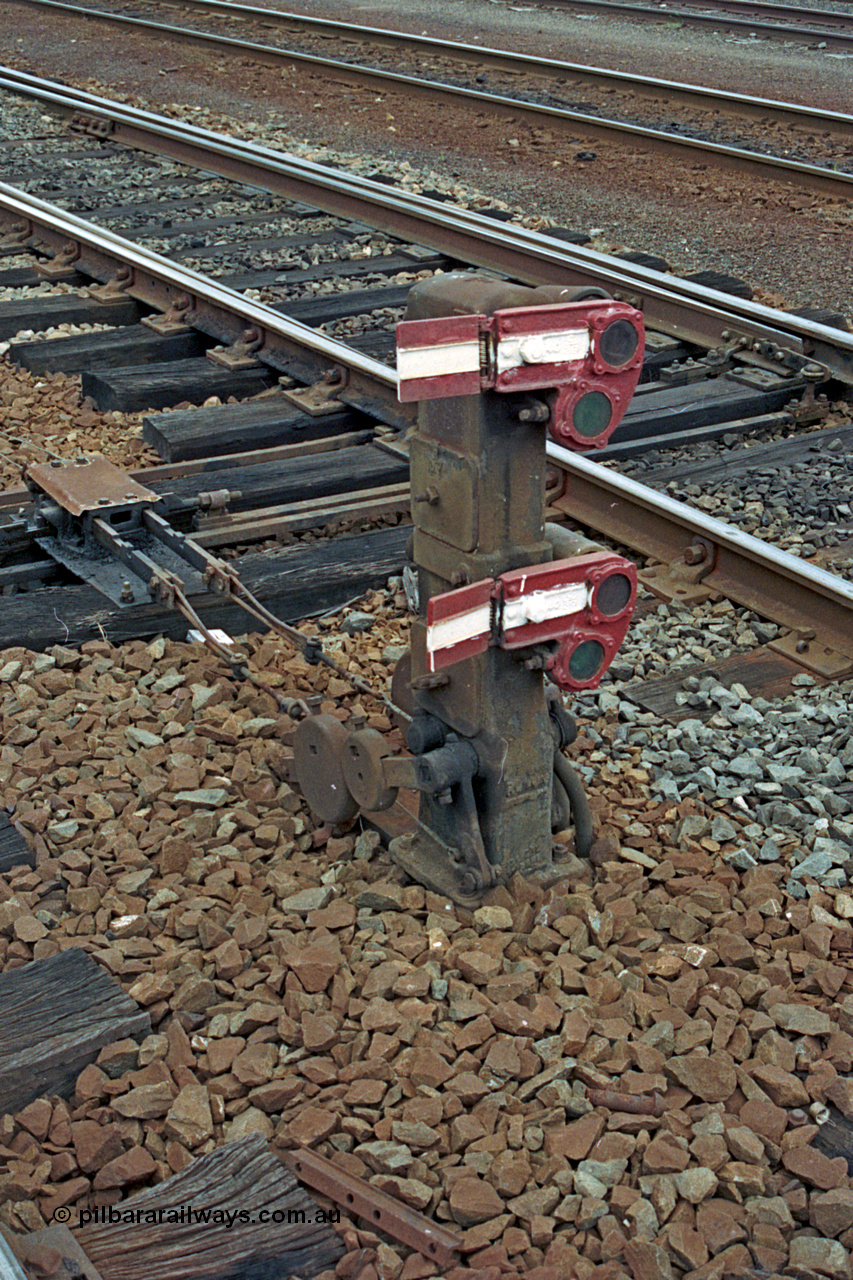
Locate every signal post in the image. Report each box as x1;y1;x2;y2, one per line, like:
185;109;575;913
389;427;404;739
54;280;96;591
294;272;644;904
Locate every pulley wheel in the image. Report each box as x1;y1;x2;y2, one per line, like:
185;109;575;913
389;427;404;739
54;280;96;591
292;714;359;824
341;728;398;812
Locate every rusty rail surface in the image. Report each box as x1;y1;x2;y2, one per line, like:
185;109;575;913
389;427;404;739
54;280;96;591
6;0;853;204
548;443;853;675
3;68;853;387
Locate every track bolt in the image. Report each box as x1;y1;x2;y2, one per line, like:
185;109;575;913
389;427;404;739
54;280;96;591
518;402;550;423
414;487;439;506
683;543;708;566
411;672;450;691
450;568;468;586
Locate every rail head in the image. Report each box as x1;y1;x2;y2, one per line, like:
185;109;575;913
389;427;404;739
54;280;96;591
1;66;852;384
548;441;853;667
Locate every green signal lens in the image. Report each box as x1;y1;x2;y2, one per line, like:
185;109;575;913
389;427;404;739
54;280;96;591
568;639;606;682
595;572;633;617
599;318;639;368
573;390;612;439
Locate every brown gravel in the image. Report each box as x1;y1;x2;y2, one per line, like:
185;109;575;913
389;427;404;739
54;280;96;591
0;355;159;489
2;6;853;1278
0;596;852;1278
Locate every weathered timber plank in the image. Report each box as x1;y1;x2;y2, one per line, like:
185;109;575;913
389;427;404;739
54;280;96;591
641;424;853;487
76;1134;345;1280
598;411;791;464
610;373;805;443
147;444;408;512
280;283;412;326
0;813;34;873
82;360;278;413
814;1105;853;1173
172;229;352;262
0;267;84;288
0;525;409;650
345;331;397;364
0;949;150;1113
626;647;825;724
220;251;450;292
142;397;358;462
9;327;209;376
0;295;141;341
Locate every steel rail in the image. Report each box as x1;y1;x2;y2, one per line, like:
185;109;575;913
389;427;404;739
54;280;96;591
530;0;853;48
19;0;853;142
0;180;406;425
548;442;853;668
155;0;853;38
8;0;853;204
1;184;851;659
4;68;853;385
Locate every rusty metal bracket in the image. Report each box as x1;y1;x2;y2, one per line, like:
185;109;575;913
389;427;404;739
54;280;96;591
659;358;709;386
283;367;349;415
769;629;853;679
638;536;719;606
280;1148;461;1268
207;326;263;370
69;111;114;138
142;292;195;335
83;265;134;304
0;220;31;250
786;362;833;426
34;240;81;279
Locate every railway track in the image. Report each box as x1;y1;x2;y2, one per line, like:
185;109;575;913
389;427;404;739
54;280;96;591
1;25;853;1280
1;75;852;680
5;0;853;203
530;0;853;48
3;69;852;379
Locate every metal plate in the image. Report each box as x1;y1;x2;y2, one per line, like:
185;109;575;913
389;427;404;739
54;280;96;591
409;437;478;553
389;829;482;908
35;529;208;608
27;457;158;516
341;729;397;812
292;714;358;824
